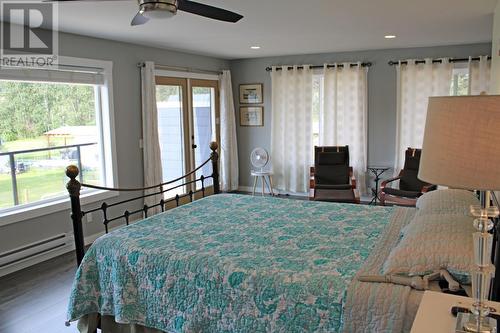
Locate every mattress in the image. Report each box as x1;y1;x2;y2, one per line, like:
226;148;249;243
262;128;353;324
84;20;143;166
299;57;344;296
343;205;420;333
67;194;398;332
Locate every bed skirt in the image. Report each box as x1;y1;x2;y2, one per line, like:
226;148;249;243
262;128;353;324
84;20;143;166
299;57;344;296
77;314;165;333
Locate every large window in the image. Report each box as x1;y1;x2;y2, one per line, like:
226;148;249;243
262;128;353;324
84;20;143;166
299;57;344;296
312;75;322;150
450;65;469;96
0;57;115;215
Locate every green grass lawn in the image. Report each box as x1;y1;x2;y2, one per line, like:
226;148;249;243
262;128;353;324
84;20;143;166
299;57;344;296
1;136;67;152
0;168;67;208
0;136;68;160
0;167;100;209
0;136;101;209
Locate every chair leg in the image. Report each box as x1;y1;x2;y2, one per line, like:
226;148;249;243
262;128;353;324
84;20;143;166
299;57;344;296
252;176;257;196
268;176;275;196
261;176;265;196
263;176;272;195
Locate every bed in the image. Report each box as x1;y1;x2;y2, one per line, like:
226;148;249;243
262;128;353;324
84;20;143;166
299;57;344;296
68;194;416;332
64;142;500;333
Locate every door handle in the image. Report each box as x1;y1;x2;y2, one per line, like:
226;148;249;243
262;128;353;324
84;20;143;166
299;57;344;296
192;144;197;149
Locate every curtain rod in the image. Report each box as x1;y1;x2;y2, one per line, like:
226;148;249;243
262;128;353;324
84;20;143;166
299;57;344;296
265;62;372;72
137;62;222;75
388;56;491;66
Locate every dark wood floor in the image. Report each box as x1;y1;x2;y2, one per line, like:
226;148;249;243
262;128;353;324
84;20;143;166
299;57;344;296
0;251;79;333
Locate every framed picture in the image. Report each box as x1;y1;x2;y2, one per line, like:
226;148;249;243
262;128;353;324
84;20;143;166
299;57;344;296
240;107;263;127
239;84;263;104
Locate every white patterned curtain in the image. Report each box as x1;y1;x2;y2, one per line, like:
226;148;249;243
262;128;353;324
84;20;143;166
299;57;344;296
321;63;368;194
219;70;239;191
140;61;163;214
271;65;313;193
394;58;453;171
469;55;491;95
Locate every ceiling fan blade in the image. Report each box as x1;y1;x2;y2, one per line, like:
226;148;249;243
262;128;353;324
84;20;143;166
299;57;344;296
131;12;150;26
177;0;243;23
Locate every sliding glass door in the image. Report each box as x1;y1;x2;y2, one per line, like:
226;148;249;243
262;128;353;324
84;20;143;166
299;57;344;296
155;76;220;195
191;79;219;189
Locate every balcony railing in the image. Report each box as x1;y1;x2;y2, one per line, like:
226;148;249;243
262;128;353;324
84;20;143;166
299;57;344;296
0;142;97;206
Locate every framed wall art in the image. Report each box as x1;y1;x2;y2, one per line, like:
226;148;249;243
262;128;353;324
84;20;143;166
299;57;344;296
239;84;263;104
240;107;263;127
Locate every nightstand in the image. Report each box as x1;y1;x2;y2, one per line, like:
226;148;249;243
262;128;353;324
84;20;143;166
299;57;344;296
411;291;500;333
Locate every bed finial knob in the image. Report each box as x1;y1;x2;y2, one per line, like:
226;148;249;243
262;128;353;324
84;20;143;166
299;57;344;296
209;142;220;194
66;165;81;197
66;165;80;180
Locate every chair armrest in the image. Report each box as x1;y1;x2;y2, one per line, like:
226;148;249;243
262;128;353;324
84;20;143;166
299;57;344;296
381;176;401;190
310;166;315;189
422;184;437;193
350;175;357;189
348;166;356;189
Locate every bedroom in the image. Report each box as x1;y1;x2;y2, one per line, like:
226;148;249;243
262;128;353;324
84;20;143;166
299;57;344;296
0;0;499;332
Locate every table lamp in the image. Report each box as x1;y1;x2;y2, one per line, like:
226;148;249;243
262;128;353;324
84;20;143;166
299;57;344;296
419;95;500;332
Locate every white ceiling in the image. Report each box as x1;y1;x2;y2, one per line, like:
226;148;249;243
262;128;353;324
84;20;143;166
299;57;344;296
45;0;498;59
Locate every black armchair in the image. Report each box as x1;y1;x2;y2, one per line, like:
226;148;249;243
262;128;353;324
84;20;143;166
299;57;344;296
310;146;359;204
379;148;437;206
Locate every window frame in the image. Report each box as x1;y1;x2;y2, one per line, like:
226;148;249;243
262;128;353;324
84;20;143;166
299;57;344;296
450;62;469;96
311;74;324;138
0;56;118;226
311;72;324;164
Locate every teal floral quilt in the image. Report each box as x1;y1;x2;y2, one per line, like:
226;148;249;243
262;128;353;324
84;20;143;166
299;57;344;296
67;194;395;332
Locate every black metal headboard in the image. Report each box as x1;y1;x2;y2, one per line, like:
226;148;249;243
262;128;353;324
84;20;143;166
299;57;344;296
65;141;220;267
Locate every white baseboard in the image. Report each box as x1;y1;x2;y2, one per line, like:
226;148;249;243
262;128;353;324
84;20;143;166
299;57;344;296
237;186;308;197
0;223;125;278
238;186;374;202
237;185;255;193
0;242;75;278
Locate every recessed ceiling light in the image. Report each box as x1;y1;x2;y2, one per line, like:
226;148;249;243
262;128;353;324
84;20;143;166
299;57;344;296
250;46;261;49
384;35;396;39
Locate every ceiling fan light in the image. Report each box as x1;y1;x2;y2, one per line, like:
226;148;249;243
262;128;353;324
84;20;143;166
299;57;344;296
141;10;176;20
139;2;177;19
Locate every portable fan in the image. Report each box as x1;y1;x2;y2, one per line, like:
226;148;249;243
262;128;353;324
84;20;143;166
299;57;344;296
250;147;270;172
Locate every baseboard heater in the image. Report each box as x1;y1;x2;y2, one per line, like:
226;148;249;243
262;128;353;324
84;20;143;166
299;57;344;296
0;233;73;268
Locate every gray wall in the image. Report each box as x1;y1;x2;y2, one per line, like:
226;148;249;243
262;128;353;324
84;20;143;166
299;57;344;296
0;32;229;253
230;43;492;190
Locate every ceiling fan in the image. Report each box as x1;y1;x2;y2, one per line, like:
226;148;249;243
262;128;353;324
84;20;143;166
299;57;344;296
46;0;244;26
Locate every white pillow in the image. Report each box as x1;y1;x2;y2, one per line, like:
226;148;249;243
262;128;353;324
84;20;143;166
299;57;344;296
416;189;479;215
382;213;476;283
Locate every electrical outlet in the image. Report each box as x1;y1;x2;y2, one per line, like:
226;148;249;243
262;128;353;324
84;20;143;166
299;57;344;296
86;212;93;223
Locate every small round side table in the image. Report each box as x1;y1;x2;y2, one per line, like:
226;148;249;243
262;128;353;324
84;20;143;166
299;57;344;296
367;166;391;205
251;171;275;196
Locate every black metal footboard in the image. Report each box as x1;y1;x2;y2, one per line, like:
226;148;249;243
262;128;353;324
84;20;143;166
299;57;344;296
66;141;220;266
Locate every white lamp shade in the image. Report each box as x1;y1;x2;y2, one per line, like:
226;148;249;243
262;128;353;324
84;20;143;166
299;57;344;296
418;95;500;191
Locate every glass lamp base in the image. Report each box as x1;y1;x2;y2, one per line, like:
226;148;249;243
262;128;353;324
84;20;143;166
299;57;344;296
456;313;497;333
